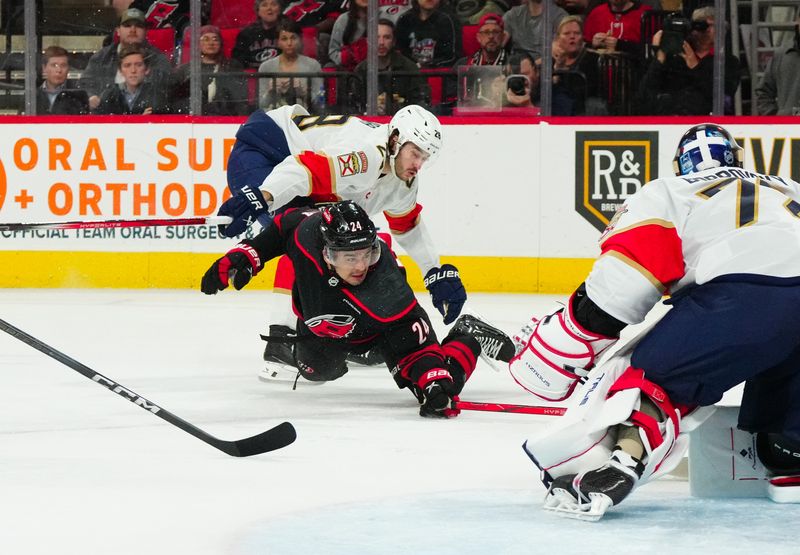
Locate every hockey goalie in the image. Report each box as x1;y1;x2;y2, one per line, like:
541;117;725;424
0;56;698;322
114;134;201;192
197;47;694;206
509;124;800;520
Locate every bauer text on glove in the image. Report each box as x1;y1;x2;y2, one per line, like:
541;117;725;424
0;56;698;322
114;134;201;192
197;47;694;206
217;185;272;238
201;243;263;294
424;264;467;325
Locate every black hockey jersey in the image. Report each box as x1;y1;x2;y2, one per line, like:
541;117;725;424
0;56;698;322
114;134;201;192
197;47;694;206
247;207;445;385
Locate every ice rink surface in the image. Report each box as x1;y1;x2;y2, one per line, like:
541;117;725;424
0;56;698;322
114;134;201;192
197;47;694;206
2;289;798;555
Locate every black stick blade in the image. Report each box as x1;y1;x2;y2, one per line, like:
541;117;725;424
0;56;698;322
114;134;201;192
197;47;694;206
225;421;297;457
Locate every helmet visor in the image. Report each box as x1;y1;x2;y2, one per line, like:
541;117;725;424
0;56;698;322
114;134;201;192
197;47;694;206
324;242;380;268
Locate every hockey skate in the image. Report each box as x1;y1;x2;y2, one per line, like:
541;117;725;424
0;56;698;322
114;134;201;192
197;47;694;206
346;348;385;367
450;314;515;372
543;449;643;521
258;361;325;388
262;324;297;365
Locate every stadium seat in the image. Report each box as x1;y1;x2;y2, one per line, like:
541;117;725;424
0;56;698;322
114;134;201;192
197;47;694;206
302;26;318;59
421;68;443;105
210;0;256;28
147;28;176;61
461;25;480;58
323;66;337;106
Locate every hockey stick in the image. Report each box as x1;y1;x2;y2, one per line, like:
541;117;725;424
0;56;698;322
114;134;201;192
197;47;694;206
0;318;296;457
455;400;566;416
0;215;232;232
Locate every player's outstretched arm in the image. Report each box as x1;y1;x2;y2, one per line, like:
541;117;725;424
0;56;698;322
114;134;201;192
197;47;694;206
201;243;263;294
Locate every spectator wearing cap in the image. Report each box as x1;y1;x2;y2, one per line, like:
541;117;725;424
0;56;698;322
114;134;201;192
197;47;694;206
395;0;461;68
455;14;509;109
171;25;248;115
461;13;509;66
78;8;172;110
503;0;567;59
37;46;89;115
755;16;800;115
233;0;284;68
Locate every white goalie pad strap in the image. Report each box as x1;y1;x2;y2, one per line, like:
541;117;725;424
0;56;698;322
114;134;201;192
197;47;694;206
508;294;617;402
523;355;639;480
523;356;711;488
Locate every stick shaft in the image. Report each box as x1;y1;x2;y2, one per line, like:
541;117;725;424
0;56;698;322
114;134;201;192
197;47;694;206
455;400;566;416
0;216;232;232
0;318;295;456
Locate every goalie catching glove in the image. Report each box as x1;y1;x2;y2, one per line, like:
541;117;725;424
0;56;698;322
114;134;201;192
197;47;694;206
424;264;467;325
201;242;263;294
509;292;617;401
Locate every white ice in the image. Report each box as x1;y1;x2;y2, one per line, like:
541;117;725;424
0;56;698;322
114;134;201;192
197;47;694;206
1;290;797;555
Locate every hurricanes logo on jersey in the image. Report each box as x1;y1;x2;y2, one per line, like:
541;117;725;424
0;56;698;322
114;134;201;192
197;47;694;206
338;151;368;177
575;131;658;232
305;314;356;338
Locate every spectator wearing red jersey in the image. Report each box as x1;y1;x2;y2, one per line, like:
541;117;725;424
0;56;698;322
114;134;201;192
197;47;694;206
583;0;652;56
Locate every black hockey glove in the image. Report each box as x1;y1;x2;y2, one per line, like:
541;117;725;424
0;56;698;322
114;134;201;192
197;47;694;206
416;369;459;418
424;264;467;325
201;243;263;294
217;185;272;238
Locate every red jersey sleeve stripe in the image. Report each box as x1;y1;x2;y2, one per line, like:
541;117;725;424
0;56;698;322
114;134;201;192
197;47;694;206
294;227;324;275
385;203;422;234
296;151;339;203
600;221;685;287
341;288;418;323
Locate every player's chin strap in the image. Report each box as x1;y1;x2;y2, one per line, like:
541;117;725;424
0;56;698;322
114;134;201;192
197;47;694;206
387;139;401;179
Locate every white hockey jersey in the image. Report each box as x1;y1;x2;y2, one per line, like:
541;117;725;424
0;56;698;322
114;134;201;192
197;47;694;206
262;105;439;274
587;167;800;325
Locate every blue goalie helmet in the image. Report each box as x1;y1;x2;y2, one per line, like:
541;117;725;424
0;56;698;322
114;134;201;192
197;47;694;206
673;123;744;175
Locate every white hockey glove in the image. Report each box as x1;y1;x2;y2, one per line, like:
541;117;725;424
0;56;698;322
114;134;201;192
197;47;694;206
508;294;617;401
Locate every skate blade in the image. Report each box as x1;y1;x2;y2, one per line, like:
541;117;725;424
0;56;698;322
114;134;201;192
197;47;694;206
258;363;324;386
479;353;506;373
542;490;612;522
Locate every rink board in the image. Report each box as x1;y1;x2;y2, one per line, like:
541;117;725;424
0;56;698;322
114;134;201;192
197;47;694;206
1;115;799;291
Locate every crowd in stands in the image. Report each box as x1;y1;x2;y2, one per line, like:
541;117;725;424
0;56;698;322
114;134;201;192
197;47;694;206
33;0;799;117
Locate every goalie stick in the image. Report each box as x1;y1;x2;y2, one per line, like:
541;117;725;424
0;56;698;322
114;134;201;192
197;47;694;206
455;400;566;416
0;318;296;457
0;215;232;232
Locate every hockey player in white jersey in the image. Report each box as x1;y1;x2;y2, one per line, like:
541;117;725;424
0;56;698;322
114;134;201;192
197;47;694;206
218;104;466;367
509;123;800;520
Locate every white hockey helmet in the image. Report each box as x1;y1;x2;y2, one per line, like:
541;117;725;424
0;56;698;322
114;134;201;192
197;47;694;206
388;105;443;167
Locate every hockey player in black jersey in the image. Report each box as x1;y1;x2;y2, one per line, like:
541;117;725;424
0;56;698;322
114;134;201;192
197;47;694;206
201;200;513;417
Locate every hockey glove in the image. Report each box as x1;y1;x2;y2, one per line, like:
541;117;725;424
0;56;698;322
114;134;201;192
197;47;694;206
416;368;459;418
201;242;263;294
217;185;272;238
424;264;467;325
